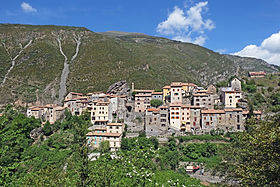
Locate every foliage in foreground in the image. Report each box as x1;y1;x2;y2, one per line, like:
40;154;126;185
0;107;205;186
218;115;280;186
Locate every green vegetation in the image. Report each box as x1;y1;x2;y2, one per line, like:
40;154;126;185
150;99;163;107
0;24;278;105
0;107;207;186
177;134;229;143
218;115;280;186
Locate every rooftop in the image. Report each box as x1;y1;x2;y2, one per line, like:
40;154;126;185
107;123;124;126
86;132;122;137
201;109;225;114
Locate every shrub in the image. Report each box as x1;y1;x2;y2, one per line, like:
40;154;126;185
150;99;163;107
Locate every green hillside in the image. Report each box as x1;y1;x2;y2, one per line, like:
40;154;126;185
0;24;278;105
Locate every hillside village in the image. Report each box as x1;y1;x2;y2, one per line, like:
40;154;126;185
25;72;266;151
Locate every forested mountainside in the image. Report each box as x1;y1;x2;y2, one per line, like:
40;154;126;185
0;24;278;105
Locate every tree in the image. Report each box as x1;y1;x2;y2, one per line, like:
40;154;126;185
99;141;110;154
150;99;163;108
42;121;52;136
219;116;280;186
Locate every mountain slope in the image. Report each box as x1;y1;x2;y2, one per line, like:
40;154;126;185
0;24;278;105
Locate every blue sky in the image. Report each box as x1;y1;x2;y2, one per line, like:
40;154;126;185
1;0;280;65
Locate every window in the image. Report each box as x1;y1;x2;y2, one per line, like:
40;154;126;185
193;122;196;126
237;125;240;130
206;122;210;126
210;117;212;121
176;116;179;119
171;116;175;119
182;117;184;120
194;117;197;121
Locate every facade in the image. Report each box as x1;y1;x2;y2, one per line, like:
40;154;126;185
169;103;182;130
163;85;171;101
91;100;109;125
65;92;83;101
221;91;242;108
151;92;163;101
86;132;122;151
201;108;244;133
27;105;66;124
189;106;201;133
134;94;151;112
87;122;124;151
170;82;183;103
230;78;242;91
181;105;191;132
145;106;169;136
192;93;216;109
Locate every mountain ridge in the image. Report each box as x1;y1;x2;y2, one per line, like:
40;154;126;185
0;24;278;106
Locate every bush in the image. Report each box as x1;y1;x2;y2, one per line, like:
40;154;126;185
43;122;53;136
268;87;274;92
150;99;163;107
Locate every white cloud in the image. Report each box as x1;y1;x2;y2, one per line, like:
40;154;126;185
21;2;37;13
233;31;280;65
157;1;214;46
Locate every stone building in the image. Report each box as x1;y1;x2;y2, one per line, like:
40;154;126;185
134;93;151;113
170;82;183;103
230;78;242;91
145;106;169;137
189;106;201;134
192;93;218;109
201;108;244;133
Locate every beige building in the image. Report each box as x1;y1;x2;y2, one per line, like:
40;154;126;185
65;92;83;101
27;105;66;124
181;105;191;132
221;90;242;108
91;100;109;125
27;106;44;119
170;103;182;130
87;122;124;151
134;94;152;113
170;82;183;103
86;132;122;151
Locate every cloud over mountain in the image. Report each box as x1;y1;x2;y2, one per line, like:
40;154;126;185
157;1;214;46
234;31;280;65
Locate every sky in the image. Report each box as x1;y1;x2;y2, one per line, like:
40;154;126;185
1;0;280;65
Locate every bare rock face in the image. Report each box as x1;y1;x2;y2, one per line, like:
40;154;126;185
107;80;130;95
30;127;43;140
